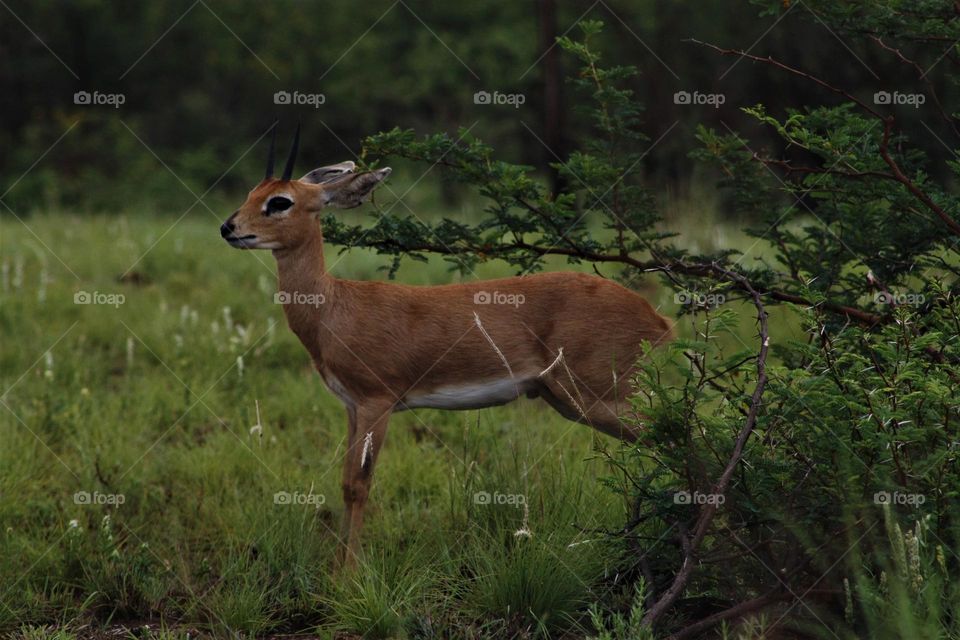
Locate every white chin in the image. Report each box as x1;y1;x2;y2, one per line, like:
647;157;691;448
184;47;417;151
228;237;279;250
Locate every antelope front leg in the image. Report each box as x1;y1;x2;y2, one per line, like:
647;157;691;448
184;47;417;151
336;405;358;567
337;399;393;570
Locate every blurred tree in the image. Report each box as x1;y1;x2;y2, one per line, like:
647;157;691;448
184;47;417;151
538;0;566;194
1;0;958;214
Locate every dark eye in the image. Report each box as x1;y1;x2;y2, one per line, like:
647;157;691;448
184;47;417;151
265;196;293;215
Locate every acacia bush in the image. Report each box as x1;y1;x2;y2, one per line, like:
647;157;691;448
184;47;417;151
331;8;960;637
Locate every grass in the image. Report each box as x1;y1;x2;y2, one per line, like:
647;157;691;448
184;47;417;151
0;209;636;637
0;200;801;637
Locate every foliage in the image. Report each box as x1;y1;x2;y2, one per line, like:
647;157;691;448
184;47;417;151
621;293;959;636
337;13;960;637
850;505;960;638
331;20;672;281
587;581;655;640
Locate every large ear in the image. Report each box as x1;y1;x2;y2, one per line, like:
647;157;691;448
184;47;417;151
300;161;356;184
320;167;392;209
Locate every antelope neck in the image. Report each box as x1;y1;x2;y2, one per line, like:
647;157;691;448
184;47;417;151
273;226;334;300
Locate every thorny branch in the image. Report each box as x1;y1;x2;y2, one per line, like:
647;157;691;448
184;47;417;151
641;263;771;627
688;39;960;238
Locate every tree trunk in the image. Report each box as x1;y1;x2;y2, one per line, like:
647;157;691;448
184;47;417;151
538;0;565;195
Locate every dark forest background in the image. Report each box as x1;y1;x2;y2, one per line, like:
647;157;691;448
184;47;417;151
1;0;956;215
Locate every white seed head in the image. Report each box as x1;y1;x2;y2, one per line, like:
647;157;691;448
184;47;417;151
513;502;532;539
126;337;135;368
44;351;54;380
249;400;263;443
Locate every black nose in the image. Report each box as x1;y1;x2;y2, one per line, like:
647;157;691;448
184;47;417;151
220;220;235;238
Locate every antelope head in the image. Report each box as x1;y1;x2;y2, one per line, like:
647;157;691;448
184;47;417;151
221;123;391;250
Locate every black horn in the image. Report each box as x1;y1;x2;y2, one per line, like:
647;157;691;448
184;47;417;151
265;120;278;179
281;121;301;181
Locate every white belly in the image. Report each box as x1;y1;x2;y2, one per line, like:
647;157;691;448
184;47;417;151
402;378;534;411
321;371;355;409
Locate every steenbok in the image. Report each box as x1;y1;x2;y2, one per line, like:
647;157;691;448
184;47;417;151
221;125;674;567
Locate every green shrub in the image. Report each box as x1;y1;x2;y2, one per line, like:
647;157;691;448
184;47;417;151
350;12;960;637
